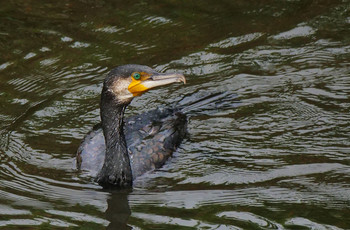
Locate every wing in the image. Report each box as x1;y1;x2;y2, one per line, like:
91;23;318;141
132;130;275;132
76;123;105;177
76;108;187;178
125;108;187;177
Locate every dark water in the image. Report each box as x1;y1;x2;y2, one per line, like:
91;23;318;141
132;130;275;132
1;0;350;229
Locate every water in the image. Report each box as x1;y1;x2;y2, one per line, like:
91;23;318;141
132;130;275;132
1;0;350;229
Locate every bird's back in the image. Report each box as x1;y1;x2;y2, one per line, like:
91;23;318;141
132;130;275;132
76;107;187;178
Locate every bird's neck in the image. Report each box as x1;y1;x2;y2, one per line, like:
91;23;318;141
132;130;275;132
96;92;133;188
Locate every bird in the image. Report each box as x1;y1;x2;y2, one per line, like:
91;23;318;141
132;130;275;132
76;64;187;188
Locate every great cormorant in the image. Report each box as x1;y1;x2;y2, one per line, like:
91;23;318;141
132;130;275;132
76;64;186;188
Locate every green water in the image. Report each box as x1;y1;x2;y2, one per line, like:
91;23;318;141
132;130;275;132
1;0;350;229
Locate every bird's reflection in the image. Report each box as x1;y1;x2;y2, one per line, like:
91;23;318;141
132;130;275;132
105;189;132;230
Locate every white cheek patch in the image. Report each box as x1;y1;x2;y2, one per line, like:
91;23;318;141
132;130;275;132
110;78;134;103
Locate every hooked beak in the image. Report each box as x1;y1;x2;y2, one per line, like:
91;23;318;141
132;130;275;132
145;73;186;88
128;72;186;96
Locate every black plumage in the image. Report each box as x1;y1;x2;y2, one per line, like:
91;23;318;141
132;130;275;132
76;64;187;188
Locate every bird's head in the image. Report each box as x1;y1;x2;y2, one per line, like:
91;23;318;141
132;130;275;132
102;64;186;104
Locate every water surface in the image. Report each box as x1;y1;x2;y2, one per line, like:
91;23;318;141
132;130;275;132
0;0;350;229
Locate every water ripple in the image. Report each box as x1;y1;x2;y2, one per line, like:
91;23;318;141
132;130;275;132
0;0;349;229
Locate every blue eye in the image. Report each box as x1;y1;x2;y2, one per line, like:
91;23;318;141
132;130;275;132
133;73;141;80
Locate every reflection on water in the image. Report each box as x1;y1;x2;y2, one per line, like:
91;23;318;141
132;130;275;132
1;0;350;229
